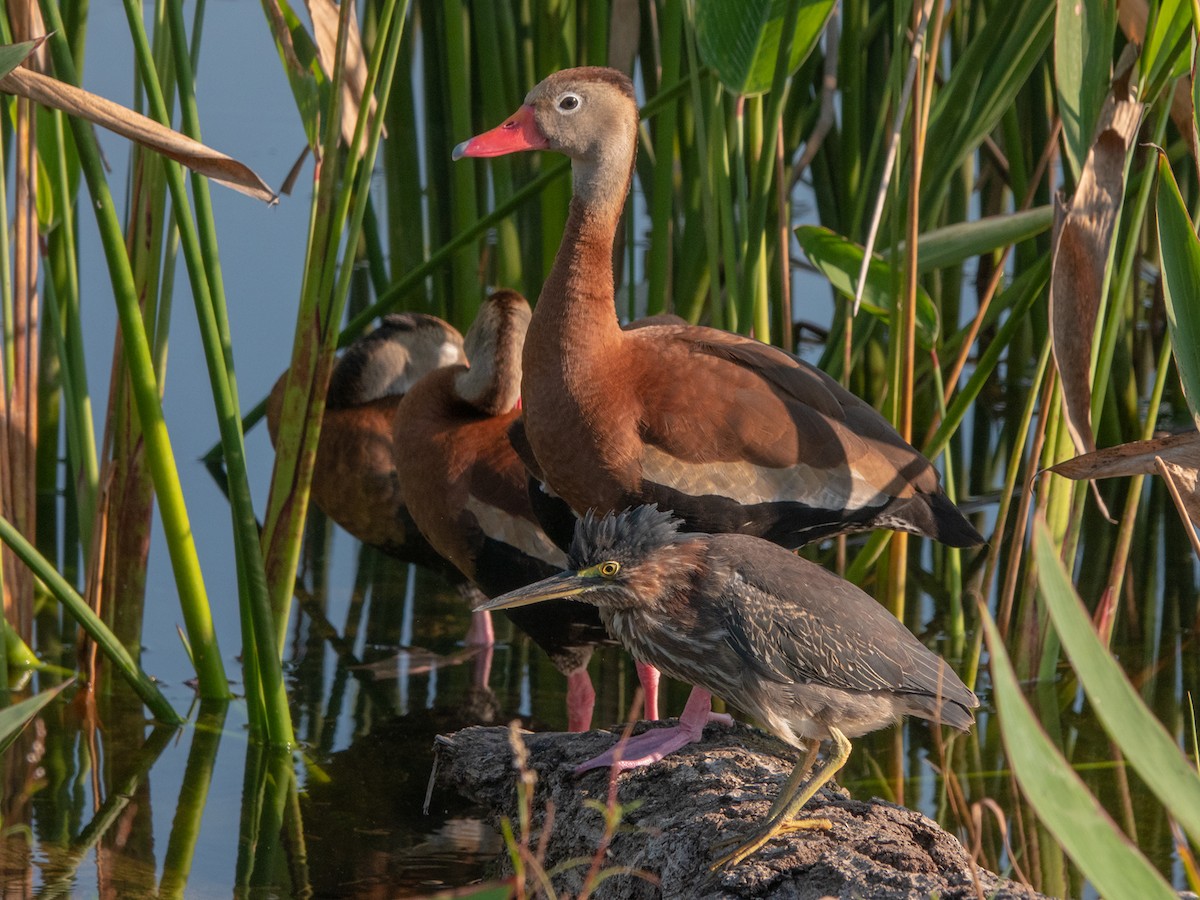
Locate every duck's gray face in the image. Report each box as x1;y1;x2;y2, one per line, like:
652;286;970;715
452;67;637;165
523;73;636;163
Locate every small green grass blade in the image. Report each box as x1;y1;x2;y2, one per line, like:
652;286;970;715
0;680;72;756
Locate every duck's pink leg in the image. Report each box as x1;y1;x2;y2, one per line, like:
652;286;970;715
566;667;596;732
636;661;660;721
465;609;495;647
472;642;494;690
574;687;734;775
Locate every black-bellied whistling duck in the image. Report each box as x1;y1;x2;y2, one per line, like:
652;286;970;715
453;67;981;770
266;312;468;584
393;290;662;730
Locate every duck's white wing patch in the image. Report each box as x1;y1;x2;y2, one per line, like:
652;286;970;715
640;445;886;512
464;496;568;568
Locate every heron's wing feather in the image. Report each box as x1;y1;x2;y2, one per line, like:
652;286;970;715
713;539;973;705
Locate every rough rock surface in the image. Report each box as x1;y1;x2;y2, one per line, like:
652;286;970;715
432;720;1043;900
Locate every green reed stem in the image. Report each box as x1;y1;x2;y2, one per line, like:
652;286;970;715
38;0;229;697
443;0;481;322
126;0;268;716
682;16;723;328
738;0;798;340
260;0;358;654
646;0;682;314
1102;331;1173;631
0;514;181;723
262;0;407;671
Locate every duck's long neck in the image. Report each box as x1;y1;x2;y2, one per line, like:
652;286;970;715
533;133;636;346
454;323;523;417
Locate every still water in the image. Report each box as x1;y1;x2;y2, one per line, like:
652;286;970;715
6;534;1195;896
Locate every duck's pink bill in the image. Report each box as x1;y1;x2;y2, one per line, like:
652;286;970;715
453;105;548;159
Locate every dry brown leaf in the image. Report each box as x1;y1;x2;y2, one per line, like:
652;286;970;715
1048;430;1200;480
0;66;276;203
1049;431;1200;553
8;1;48;70
1048;74;1143;455
1117;0;1147;42
1154;456;1200;560
305;0;382;154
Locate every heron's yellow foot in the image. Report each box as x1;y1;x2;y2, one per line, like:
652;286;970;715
709;815;833;870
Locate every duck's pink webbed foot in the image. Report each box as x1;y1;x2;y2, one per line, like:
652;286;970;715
574;687;733;775
566;666;596;732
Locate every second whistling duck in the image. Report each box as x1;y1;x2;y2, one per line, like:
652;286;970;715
393;290;662;730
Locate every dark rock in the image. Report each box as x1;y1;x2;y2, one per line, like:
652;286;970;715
431;720;1044;900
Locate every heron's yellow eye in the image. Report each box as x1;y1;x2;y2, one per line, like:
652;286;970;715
598;561;620;578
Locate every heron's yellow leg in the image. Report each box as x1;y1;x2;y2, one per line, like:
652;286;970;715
712;741;822;854
711;727;851;870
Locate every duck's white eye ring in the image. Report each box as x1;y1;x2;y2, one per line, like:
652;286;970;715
557;92;582;113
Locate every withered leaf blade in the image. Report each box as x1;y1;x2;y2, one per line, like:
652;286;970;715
1048;430;1200;480
0;66;276;203
1154;456;1200;550
305;0;381;154
1048;76;1143;455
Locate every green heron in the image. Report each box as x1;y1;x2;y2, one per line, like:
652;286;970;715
475;505;978;868
393;291;662;728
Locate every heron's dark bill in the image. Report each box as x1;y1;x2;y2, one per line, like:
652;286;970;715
472;571;588;612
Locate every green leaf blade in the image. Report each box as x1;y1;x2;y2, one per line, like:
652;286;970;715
0;681;72;756
1032;519;1200;847
0;38;43;81
1054;0;1117;180
1155;153;1200;431
982;604;1178;900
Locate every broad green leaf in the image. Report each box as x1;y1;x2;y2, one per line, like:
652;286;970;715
0;681;72;756
0;38;42;80
884;206;1054;275
695;0;834;96
1033;519;1200;846
1143;0;1191;102
1155;152;1200;431
1055;0;1117;179
796;226;939;347
982;605;1178;900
